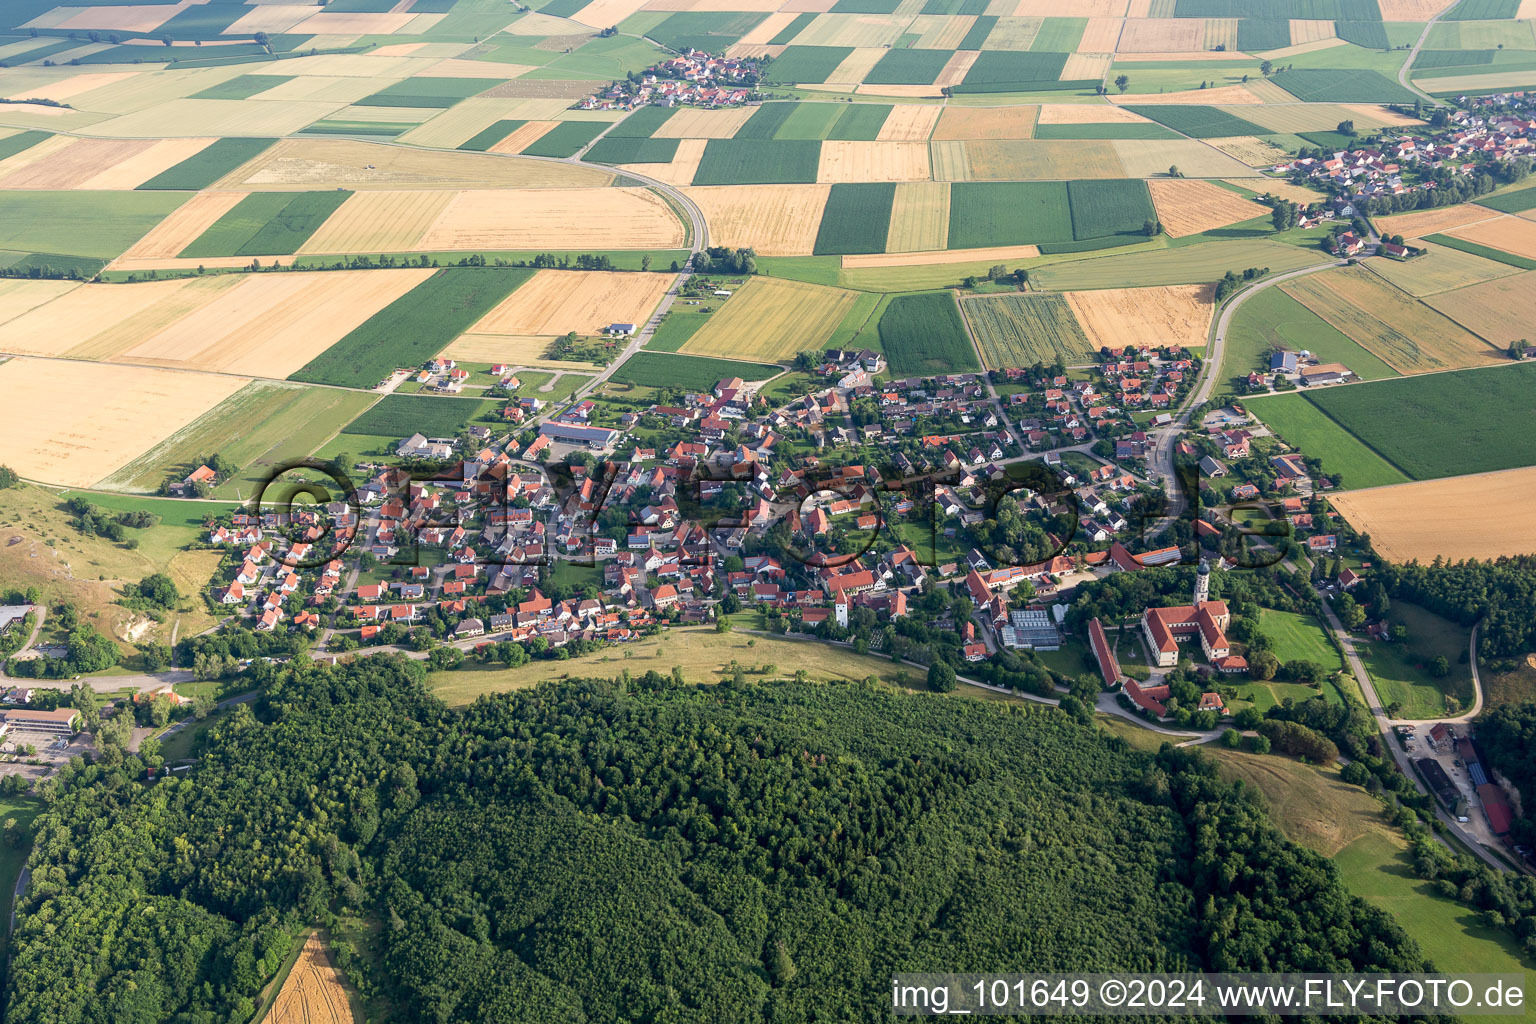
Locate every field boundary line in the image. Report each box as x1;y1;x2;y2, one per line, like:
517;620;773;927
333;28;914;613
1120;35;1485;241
1293;387;1419;482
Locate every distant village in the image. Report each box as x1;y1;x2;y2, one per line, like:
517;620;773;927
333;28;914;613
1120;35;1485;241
578;50;762;110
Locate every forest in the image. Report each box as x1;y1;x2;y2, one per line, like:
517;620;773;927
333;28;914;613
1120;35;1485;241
6;659;1436;1023
1374;556;1536;661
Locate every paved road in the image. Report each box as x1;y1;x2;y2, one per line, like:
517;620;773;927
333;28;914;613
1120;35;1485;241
1399;9;1448;107
0;606;46;680
1142;259;1347;536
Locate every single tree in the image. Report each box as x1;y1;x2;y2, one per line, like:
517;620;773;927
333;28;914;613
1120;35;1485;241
1114;73;1129;94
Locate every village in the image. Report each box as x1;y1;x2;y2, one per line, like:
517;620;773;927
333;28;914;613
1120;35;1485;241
578;50;763;111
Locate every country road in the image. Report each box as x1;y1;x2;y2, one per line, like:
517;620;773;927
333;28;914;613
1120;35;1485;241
1399;6;1448;107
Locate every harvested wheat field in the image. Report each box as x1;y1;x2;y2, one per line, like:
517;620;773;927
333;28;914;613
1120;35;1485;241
1445;215;1536;261
265;933;357;1024
1148;179;1266;236
487;120;561;154
444;334;603;370
934;51;980;89
842;243;1039;268
1281;266;1501;374
1342;103;1422;127
0;277;215;359
684;183;829;255
0;137;158;189
116;270;434;377
56;4;181;33
683;276;857;362
792;14;910;48
471;270;672;336
1236;179;1323;205
652;105;755;139
1330;468;1536;564
739;11;803;45
817;140;930;182
1112;139;1258;178
1376;0;1456;17
119;190;250;261
911;13;975;48
80;137;218;190
1112;83;1263;105
88;99;344;139
877;104;942;141
1368;246;1517;298
962;139;1127;180
220;138;613;191
1206;136;1291;169
1079;16;1124;51
569;0;650;25
1035;103;1145;125
823;47;888;85
297;190;457;255
418;187;684;250
886;181;950;252
1288;19;1336;44
1065;284;1212;350
1013;0;1124;14
1117;18;1203;51
0;357;248;488
932;104;1038;140
224;5;318;35
0;279;79;327
1063;54;1113;79
2;70;137;104
291;10;418;33
1423;271;1536;344
1374;203;1498;240
619;138;707;186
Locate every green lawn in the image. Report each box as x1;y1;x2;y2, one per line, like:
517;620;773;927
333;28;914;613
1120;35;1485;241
1357;601;1475;719
1258;608;1343;671
1334;833;1536;1016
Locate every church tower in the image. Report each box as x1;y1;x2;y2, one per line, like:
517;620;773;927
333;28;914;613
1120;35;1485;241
1193;559;1211;608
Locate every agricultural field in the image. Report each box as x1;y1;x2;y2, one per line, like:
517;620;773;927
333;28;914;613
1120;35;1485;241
1123;104;1270;138
290;268;534;389
609;352;780;388
812;182;896;255
100;381;376;498
1303;360;1536;479
1146;178;1267;237
1247;393;1410;491
886;181;951;252
0;357;249;488
0;191;188;259
1443;213;1536;261
681;277;859;362
1329;465;1536;565
684;183;830;256
1030;238;1329;290
1222;286;1399;382
1065;284;1212;351
342;394;499;440
692;139;822;185
876;291;978;375
1422;269;1536;344
1280;266;1504;375
262;933;359;1024
470;270;673;337
1365;245;1518;297
963;293;1095;368
948;181;1075;248
216;138;614;191
411;188;686;252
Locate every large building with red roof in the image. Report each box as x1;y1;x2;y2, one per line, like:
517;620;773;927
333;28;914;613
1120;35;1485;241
1139;561;1231;668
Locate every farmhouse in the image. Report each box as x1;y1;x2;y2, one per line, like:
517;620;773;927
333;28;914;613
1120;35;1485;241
1139;562;1231;668
538;423;621;448
1300;363;1354;386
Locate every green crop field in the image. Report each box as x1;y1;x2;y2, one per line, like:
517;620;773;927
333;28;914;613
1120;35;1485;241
99;381;377;498
1247;393;1410;490
813;183;895;256
135;138;275;191
949;181;1073;249
608;105;677;137
692;139;822;185
1067;179;1155;240
158;3;250;38
959;15;997;49
827;104;893;141
877;291;978;375
1124;105;1270;139
734;103;798;140
1030;238;1329;290
1442;0;1520;17
1302;361;1536;479
1357;602;1475;719
584;137;680;164
1032;123;1181;140
609;352;780;387
956;50;1072;92
775;103;845;140
178;192;299;259
1335;20;1390;47
1422;232;1536;269
0;131;48;163
342;394;500;440
771;12;816;43
457;119;526;151
1236;18;1291;51
865;48;955;86
360;77;500;108
1475;183;1536;213
648;10;769;53
290;268;534;389
1256;608;1342;672
234;190;352;257
0;190;187;259
1029;16;1084;51
646;308;713;352
762;46;854;85
191;75;290;101
963;293;1093;368
520;120;608;158
1222;287;1399;382
1270;68;1418;103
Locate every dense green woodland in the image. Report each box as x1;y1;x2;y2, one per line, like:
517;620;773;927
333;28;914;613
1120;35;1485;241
8;659;1434;1023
